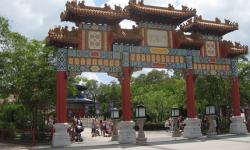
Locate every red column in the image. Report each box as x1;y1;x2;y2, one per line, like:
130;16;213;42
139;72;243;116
231;77;241;116
121;67;132;121
186;69;196;118
56;71;67;123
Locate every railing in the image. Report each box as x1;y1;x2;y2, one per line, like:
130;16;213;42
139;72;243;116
0;128;53;145
81;116;108;128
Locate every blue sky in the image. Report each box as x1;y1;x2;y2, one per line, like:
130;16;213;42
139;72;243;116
94;0;107;6
0;0;249;84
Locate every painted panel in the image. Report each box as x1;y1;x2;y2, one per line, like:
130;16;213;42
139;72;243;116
88;31;102;50
147;29;168;47
205;41;216;57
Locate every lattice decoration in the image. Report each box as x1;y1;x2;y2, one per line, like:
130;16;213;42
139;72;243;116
205;41;216;57
88;31;102;50
122;52;129;67
231;59;238;77
56;48;67;71
186;56;193;69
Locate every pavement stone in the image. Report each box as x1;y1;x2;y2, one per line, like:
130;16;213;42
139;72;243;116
1;128;250;150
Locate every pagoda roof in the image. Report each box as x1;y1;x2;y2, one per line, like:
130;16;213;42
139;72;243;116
47;26;78;48
74;83;88;91
112;25;142;45
126;1;196;25
176;31;204;49
180;16;239;36
60;1;129;25
67;98;94;104
221;41;248;57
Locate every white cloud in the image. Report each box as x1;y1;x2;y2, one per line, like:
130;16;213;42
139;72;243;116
80;72;100;82
132;68;173;78
1;0;249;83
0;0;95;40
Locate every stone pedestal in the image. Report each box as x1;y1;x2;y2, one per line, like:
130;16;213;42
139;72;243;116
52;123;71;147
183;118;202;138
207;115;217;137
230;116;248;134
136;118;147;145
118;121;136;144
172;117;182;137
111;119;119;141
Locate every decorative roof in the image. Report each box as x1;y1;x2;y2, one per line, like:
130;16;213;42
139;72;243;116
221;40;248;56
112;25;142;45
60;1;129;25
47;26;78;48
126;0;196;25
67;98;94;104
176;31;204;49
180;15;239;36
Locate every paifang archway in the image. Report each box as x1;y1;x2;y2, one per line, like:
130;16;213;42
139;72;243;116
47;0;248;147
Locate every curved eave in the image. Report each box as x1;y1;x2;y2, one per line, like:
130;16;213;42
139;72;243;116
181;22;238;36
46;37;78;48
61;4;129;24
128;4;195;25
227;48;248;56
67;98;94;104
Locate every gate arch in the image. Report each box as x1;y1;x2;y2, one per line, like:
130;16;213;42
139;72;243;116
47;0;248;147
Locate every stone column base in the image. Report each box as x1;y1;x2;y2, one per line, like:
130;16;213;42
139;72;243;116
230;116;248;134
136;137;147;145
183;118;202;138
207;116;217;137
52;123;71;147
118;121;136;144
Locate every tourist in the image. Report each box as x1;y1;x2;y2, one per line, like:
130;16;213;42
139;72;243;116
164;119;170;132
91;118;97;137
102;119;107;137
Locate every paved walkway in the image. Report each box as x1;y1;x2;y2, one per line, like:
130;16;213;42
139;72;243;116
1;128;250;150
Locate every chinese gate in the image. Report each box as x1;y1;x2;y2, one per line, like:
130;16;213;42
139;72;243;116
47;0;248;147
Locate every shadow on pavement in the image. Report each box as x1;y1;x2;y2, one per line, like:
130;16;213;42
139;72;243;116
32;134;250;150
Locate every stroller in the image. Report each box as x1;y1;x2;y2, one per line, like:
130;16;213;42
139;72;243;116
75;119;84;142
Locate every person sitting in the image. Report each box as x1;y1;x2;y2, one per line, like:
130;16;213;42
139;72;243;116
104;121;112;137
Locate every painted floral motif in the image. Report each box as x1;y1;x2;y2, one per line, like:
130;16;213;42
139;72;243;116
88;31;102;49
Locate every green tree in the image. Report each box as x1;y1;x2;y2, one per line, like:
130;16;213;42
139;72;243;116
0;16;56;131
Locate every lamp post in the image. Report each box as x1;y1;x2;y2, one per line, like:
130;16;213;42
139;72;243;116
111;108;119;141
135;105;147;145
205;104;217;137
171;107;181;137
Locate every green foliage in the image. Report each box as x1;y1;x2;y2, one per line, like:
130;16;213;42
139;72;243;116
0;16;56;133
97;81;121;117
132;69;185;122
238;60;250;106
0;103;31;129
195;76;231;114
